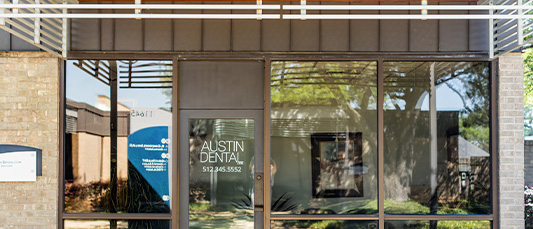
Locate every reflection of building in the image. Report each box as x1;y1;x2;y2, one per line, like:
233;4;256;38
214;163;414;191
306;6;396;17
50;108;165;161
456;136;490;173
441;135;490;202
65;97;130;183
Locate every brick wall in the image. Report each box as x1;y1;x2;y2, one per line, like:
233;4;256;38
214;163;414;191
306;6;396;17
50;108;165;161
0;52;59;228
498;53;525;229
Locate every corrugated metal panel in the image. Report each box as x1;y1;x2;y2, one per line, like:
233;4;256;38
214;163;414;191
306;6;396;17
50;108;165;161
439;2;469;51
203;10;231;51
179;61;264;109
262;20;290;51
291;20;320;51
144;17;173;51
409;2;438;52
11;25;40;51
232;20;261;51
0;28;11;51
320;2;349;51
62;8;488;53
350;18;379;51
410;20;439;52
173;9;202;51
469;9;489;52
380;3;409;52
114;17;143;51
100;9;115;50
439;19;468;51
70;9;100;51
321;20;349;51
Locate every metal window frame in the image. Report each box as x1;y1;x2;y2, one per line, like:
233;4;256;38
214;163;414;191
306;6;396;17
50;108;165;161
265;56;497;228
59;57;176;228
59;53;498;229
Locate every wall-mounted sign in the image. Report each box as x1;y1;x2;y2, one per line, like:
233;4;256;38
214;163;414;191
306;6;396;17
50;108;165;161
128;107;172;208
0;145;42;182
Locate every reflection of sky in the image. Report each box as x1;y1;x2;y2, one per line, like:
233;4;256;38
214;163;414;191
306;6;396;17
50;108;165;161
66;61;170;109
421;83;465;111
383;83;466;111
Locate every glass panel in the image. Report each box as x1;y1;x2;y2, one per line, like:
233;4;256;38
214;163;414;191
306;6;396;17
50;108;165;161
383;62;491;215
189;119;255;228
271;220;378;229
64;219;170;229
119;60;172;213
270;61;378;215
384;220;490;228
64;60;172;213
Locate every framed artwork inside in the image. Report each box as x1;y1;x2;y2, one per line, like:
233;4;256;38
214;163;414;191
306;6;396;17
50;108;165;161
311;132;363;198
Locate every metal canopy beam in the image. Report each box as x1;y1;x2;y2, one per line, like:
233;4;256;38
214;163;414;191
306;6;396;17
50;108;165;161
0;0;530;58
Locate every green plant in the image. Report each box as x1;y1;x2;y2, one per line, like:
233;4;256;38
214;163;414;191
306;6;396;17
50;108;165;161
232;192;297;212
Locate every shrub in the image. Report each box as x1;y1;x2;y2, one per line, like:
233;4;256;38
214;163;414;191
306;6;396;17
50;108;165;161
525;184;533;228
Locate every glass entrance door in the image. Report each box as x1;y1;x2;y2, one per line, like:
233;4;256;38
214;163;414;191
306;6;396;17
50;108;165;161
179;110;264;229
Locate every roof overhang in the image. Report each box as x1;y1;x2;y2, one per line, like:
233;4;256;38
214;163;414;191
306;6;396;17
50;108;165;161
0;0;529;58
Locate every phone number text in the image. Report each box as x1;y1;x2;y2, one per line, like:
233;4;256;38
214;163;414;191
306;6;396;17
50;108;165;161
202;166;242;173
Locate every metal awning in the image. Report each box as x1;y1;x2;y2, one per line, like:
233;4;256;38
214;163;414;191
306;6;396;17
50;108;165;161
0;0;530;58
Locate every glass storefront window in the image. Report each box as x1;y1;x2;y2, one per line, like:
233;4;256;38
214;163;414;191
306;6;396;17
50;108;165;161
64;60;173;214
270;61;378;215
383;62;491;215
62;59;493;227
188;119;255;228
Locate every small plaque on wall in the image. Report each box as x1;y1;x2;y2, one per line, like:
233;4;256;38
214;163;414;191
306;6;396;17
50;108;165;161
0;145;42;182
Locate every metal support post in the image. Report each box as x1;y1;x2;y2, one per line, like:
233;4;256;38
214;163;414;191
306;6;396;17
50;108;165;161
300;0;306;20
489;1;495;58
421;0;428;20
34;0;39;44
257;0;262;20
61;0;66;58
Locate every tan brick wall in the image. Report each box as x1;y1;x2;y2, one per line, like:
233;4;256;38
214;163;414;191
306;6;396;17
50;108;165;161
498;53;525;229
0;52;59;228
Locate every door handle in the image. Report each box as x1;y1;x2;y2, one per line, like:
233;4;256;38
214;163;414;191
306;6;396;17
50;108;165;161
254;172;264;212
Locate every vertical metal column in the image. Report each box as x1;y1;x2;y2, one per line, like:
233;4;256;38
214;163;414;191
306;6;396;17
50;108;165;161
490;60;499;229
263;58;271;229
172;58;179;229
489;1;495;59
377;59;384;229
109;61;118;229
429;63;438;228
58;60;66;229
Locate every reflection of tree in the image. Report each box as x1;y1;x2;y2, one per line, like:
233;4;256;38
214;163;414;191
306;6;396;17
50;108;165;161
271;61;490;211
524;49;533;136
271;61;378;202
443;64;490;152
189;119;215;167
383;62;490;207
